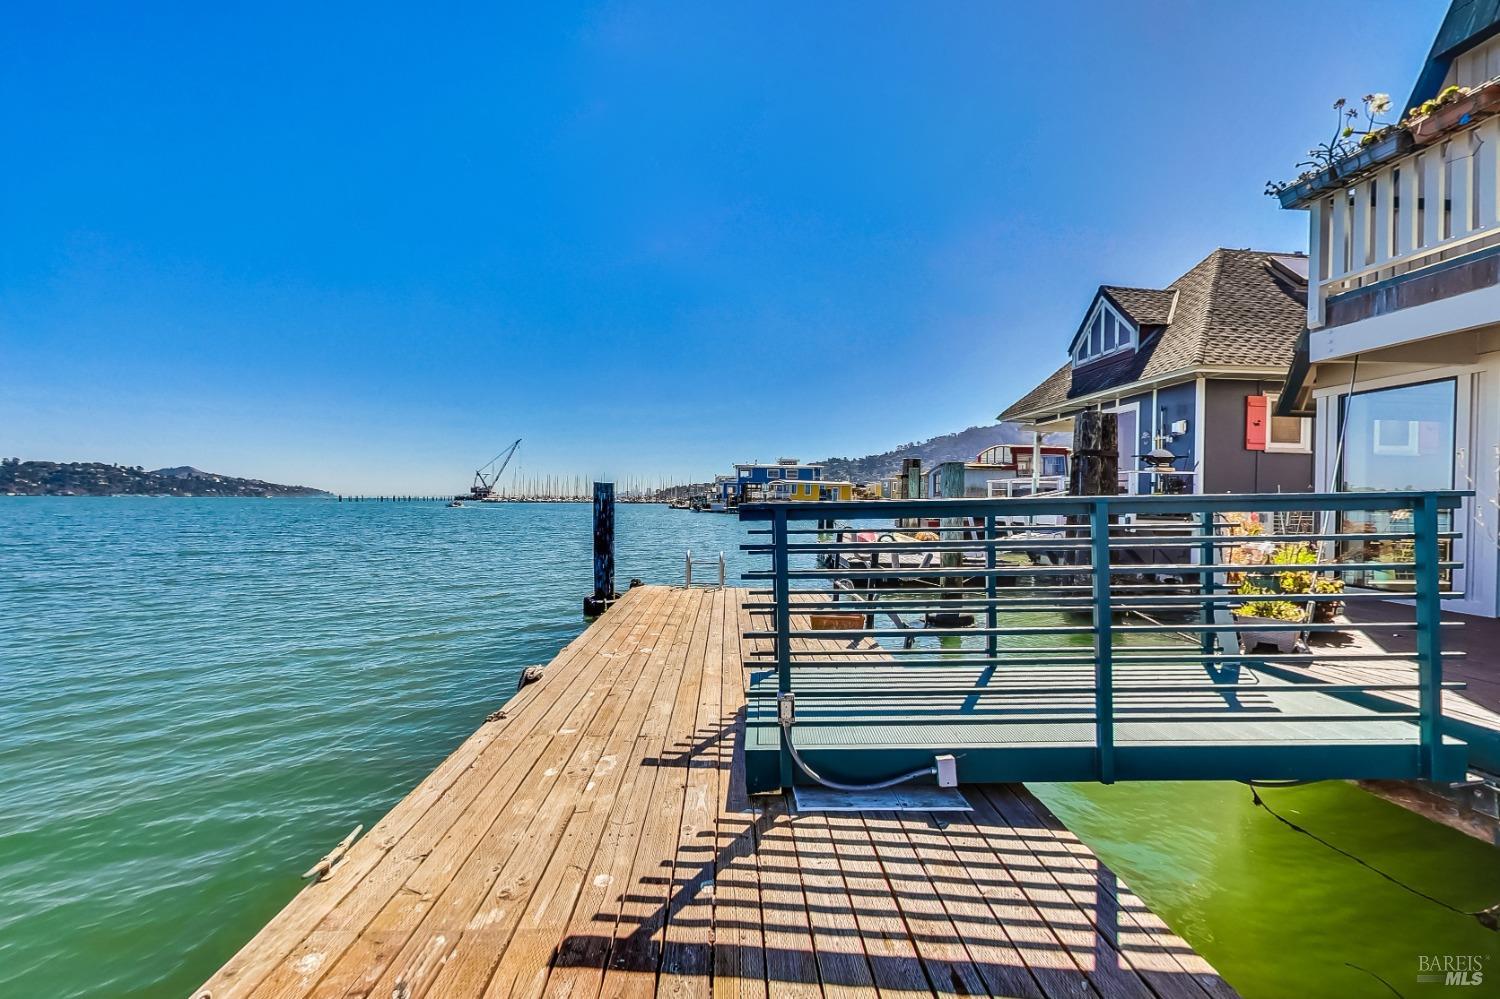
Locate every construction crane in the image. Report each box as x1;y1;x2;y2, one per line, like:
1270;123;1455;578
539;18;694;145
470;439;522;501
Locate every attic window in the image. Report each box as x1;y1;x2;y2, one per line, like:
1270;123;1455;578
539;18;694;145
1073;299;1137;365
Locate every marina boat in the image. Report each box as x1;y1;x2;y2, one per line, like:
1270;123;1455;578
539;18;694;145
448;500;464;507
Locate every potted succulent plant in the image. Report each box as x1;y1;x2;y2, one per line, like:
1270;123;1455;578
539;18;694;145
1232;542;1323;653
1310;577;1346;624
1408;81;1500;145
1232;595;1310;654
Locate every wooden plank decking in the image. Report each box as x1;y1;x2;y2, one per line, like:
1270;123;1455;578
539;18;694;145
194;585;1234;999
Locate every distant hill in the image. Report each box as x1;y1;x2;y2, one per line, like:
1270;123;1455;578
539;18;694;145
0;460;330;497
151;465;210;479
816;422;1069;483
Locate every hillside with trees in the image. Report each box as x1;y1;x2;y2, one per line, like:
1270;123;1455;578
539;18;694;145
816;422;1068;483
1;460;329;497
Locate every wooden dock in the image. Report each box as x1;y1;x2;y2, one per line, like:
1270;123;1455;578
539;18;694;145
194;585;1234;999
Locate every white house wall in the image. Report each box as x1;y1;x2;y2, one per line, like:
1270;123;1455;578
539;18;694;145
1313;348;1500;618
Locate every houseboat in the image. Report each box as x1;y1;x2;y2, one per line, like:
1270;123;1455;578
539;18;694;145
765;478;854;502
713;458;825;511
1001;247;1315;497
1271;0;1500;617
925;443;1071;499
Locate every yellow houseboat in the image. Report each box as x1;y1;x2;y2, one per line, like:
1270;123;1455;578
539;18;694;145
766;478;855;502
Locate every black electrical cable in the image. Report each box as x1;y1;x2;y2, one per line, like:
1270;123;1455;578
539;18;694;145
1248;785;1500;931
1343;962;1403;998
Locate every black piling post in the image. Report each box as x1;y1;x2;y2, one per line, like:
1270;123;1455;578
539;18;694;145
584;481;617;618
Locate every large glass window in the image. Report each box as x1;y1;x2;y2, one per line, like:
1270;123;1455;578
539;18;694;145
1337;379;1456;591
1338;379;1455;491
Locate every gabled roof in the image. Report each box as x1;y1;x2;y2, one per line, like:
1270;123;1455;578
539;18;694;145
1064;286;1177;355
1407;0;1500;115
999;248;1308;423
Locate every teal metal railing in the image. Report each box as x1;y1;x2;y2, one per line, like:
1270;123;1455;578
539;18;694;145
739;491;1471;791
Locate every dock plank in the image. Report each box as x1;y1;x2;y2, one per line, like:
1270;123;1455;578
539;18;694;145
193;586;1237;999
484;588;696;998
227;585;670;999
710;583;769;999
301;585;677;999
540;588;699;998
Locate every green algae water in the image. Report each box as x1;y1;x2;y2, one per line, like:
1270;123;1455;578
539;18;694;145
3;498;1498;998
1032;781;1500;997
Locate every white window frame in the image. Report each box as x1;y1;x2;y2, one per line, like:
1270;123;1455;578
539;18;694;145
1107;401;1141;494
1072;299;1138;366
1264;392;1312;453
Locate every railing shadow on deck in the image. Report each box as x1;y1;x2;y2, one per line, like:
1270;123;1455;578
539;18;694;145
548;683;1236;997
549;789;1235;995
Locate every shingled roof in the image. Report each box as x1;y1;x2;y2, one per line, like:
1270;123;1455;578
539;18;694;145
999;248;1308;422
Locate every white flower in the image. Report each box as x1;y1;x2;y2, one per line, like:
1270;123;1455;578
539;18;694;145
1367;93;1392;116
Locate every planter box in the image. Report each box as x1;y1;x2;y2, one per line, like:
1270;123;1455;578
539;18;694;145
1411;82;1500;145
1339;129;1414;173
1275;129;1415;208
1235;614;1308;654
1276;168;1343;209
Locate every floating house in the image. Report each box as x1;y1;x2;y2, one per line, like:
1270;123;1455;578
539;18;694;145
716;458;824;507
1000;248;1316;495
1272;0;1500;617
926;444;1072;499
765;478;854;502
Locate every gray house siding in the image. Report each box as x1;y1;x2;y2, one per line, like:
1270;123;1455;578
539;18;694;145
1202;378;1315;494
1101;381;1200;493
1153;381;1198;489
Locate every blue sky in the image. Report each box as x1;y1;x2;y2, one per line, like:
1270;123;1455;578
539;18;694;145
2;2;1439;494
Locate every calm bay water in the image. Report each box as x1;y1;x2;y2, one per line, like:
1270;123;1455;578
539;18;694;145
2;497;1497;998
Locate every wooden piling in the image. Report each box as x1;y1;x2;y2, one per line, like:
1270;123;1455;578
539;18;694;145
902;457;923;499
584;481;616;618
1068;411;1119;580
1068;410;1119;497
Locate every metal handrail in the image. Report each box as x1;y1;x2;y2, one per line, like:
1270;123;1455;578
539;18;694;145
742;489;1471;790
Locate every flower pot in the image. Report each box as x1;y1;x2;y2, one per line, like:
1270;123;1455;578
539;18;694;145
1311;600;1344;624
1235;614;1307;654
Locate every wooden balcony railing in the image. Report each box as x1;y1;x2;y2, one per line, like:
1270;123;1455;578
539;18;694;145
1309;117;1500;328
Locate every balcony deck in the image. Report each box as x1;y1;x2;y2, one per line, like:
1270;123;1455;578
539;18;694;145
1255;600;1500;773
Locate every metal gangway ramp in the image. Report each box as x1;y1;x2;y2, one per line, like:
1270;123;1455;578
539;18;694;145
739;491;1471;794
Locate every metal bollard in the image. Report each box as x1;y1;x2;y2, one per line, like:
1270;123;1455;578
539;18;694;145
718;552;725;589
685;551;693;588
